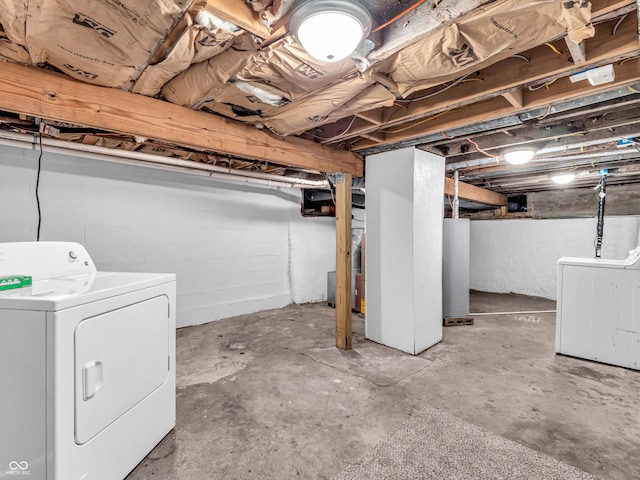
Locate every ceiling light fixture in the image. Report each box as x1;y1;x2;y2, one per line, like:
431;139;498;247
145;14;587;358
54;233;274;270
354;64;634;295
503;147;537;165
551;173;577;184
290;0;372;63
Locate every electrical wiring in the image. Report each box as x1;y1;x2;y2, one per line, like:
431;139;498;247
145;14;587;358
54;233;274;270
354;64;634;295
307;116;357;141
323;172;337;206
510;54;531;63
544;42;563;55
536;104;552;120
382;110;449;134
371;0;428;33
396;72;474;103
466;137;496;159
528;78;556;91
36;133;43;241
627;85;640;94
447;194;454;218
619;57;636;67
612;14;628;36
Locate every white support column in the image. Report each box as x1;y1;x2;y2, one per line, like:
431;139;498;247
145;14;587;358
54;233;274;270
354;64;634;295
365;147;445;355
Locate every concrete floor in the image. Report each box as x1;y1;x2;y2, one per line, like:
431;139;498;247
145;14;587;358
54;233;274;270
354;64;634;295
127;292;640;480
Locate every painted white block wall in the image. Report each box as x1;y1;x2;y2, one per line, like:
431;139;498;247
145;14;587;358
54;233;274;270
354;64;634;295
0;144;335;327
470;217;640;300
366;147;445;355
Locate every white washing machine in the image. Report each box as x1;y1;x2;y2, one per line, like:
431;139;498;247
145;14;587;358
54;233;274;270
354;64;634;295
0;242;176;479
557;247;640;370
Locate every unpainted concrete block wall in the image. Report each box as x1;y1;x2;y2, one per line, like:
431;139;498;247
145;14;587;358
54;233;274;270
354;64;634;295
0;145;335;327
470;217;640;300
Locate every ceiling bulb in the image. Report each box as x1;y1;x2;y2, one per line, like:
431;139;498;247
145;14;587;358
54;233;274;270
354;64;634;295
552;173;577;184
290;0;372;63
503;148;537;165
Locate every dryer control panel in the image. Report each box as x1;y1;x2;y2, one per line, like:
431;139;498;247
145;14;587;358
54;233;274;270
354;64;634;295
0;242;97;280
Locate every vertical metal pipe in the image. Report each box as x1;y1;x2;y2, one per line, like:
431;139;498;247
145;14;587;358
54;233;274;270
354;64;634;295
595;173;607;258
453;170;460;219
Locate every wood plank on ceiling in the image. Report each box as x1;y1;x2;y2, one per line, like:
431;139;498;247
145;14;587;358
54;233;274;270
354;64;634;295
0;62;363;176
204;0;271;38
352;54;640;151
320;6;639;145
444;178;507;206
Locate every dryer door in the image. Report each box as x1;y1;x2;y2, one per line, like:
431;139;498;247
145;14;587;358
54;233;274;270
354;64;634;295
74;295;170;444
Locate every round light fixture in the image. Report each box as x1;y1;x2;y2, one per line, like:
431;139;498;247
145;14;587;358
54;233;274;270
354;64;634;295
290;0;372;63
552;173;577;184
503;147;537;165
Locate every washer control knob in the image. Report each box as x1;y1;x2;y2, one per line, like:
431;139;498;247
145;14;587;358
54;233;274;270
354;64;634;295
69;251;78;260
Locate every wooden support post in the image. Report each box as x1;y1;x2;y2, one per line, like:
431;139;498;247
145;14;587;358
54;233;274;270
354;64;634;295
335;173;353;350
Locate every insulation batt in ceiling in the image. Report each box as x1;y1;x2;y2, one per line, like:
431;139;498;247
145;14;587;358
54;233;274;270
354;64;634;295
380;0;596;96
0;0;594;139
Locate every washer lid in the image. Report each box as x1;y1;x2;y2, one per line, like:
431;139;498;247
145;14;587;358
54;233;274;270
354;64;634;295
0;271;175;311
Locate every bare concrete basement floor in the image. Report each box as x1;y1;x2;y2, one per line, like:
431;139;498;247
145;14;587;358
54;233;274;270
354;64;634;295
127;292;640;480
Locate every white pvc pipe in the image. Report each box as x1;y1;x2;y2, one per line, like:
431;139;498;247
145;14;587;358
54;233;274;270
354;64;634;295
0;131;329;189
453;170;460;219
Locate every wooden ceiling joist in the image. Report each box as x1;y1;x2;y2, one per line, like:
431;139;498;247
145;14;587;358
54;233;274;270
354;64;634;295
320;5;639;147
0;63;363;176
352;50;640;150
444;177;507;206
204;0;271;39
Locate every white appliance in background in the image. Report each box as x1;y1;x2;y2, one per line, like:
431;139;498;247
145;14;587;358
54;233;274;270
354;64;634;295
556;247;640;370
0;242;176;480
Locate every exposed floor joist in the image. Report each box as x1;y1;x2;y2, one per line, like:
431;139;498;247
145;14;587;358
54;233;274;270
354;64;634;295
351;53;640;151
311;4;638;149
444;178;507;206
204;0;271;39
0;63;363;176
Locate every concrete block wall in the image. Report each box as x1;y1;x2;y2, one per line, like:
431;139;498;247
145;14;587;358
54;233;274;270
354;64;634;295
0;144;335;327
470;217;640;300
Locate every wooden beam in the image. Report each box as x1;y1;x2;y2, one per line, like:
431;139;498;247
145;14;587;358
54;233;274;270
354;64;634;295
502;88;524;108
353;52;640;151
0;62;362;176
323;13;639;145
444;177;507;206
335;173;353;350
204;0;271;38
565;37;587;64
368;0;632;64
637;0;640;46
592;0;636;21
356;110;384;125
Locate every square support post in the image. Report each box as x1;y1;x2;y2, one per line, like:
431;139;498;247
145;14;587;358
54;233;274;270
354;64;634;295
335;173;353;350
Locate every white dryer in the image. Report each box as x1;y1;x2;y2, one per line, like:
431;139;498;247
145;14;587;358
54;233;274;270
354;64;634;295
0;242;176;480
